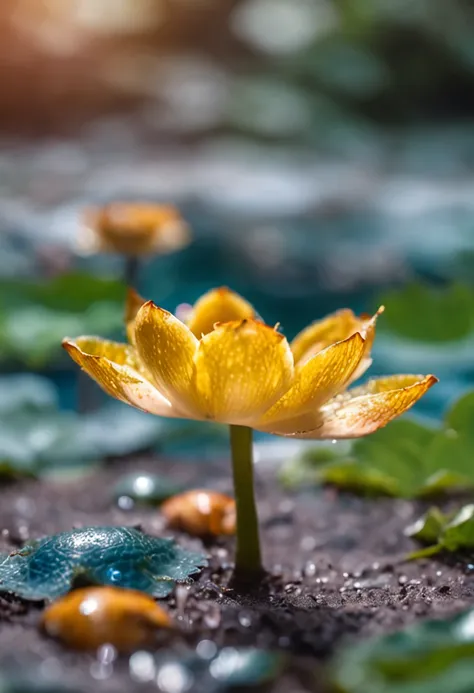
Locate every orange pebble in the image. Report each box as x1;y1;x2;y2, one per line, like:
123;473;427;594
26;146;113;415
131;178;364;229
161;490;236;537
41;586;172;651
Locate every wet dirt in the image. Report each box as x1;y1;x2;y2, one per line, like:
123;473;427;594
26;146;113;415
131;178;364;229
0;453;473;692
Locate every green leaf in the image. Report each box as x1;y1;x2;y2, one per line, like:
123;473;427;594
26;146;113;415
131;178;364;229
419;469;474;497
280;394;474;499
406;504;474;560
319;459;403;497
278;443;349;488
404;507;448;544
0;527;207;600
0;272;125;313
441;505;474;552
1;302;123;368
332;607;474;693
420;431;474;494
378;283;474;343
0;398;167;479
280;419;443;498
445;392;474;435
0;272;125;368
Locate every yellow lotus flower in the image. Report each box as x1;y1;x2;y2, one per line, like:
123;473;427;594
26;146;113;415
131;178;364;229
63;287;435;440
63;286;437;578
79;202;190;256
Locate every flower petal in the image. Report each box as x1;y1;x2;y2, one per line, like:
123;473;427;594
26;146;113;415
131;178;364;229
266;374;438;439
186;287;257;337
71;337;139;368
192;320;294;424
347;307;384;384
133;302;201;417
257;332;365;428
124;287;146;344
62;338;176;417
291;307;382;367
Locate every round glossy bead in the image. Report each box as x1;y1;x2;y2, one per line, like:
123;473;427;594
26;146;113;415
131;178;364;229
161;490;236;537
41;586;172;651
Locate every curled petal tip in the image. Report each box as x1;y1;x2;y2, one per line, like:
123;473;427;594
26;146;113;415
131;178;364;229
223;318;285;338
62;338;76;352
140;300;169;316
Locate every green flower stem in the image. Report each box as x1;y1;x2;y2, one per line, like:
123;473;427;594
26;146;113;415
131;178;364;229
229;425;263;578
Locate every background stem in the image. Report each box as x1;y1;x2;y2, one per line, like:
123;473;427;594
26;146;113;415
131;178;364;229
124;255;140;289
229;424;263;578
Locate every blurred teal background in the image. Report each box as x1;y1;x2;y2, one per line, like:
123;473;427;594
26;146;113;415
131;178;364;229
1;0;474;443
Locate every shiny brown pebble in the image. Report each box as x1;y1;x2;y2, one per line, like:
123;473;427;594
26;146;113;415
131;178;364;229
162;490;236;537
41;586;172;651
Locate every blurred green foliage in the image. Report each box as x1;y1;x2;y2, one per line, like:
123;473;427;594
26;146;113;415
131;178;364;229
223;0;474;148
332;606;474;693
407;504;474;559
0;272;125;368
404;506;449;545
378;284;474;343
280;391;474;498
0;374;164;479
113;472;185;507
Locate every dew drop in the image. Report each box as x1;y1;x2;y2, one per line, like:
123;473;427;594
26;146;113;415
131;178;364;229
106;568;122;583
39;657;62;681
130;651;156;682
157;662;193;693
98;644;117;665
204;605;221;629
196;639;218;660
175;584;191;616
238;611;252;628
90;662;113;680
299;536;315;551
117;495;135;511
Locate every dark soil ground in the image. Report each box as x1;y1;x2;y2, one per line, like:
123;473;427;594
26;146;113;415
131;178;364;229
0;453;473;693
